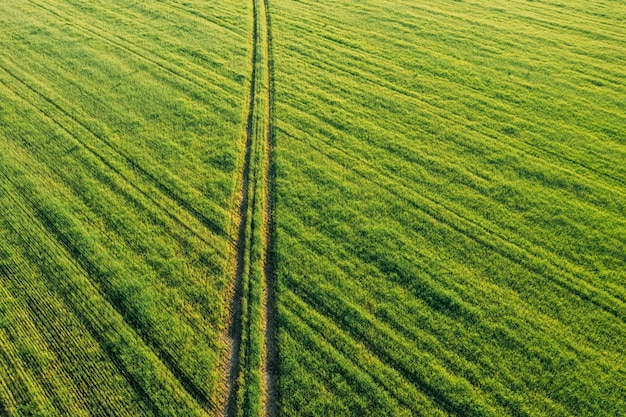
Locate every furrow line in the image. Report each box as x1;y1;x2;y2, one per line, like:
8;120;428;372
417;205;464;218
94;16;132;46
0;174;166;415
2;171;214;410
0;72;225;259
157;0;247;39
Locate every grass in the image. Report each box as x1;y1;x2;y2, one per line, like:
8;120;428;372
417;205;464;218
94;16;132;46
0;0;625;416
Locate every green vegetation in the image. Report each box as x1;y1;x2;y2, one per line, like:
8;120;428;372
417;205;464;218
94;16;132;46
1;0;625;416
0;0;250;414
269;0;626;415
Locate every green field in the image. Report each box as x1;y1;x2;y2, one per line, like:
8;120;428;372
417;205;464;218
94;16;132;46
0;0;625;416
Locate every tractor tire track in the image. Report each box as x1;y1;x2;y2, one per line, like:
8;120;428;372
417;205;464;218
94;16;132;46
221;0;276;415
220;0;260;414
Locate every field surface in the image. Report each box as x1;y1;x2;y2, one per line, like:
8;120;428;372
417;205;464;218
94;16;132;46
0;0;250;414
0;0;625;416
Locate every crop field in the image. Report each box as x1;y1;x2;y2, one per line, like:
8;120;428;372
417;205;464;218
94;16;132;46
0;0;250;414
0;0;625;416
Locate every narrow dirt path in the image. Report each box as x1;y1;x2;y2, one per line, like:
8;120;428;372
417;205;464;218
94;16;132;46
220;0;276;415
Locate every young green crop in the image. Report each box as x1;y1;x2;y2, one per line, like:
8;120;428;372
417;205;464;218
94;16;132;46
1;0;625;415
269;0;626;415
0;0;249;414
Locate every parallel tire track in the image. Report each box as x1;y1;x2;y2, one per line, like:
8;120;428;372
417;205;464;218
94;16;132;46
221;0;276;415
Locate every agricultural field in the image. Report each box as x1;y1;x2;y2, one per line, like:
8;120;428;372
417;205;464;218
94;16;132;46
0;0;625;416
0;0;250;414
270;0;626;415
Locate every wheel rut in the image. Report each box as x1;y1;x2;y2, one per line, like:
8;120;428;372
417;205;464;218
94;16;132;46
221;0;276;415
